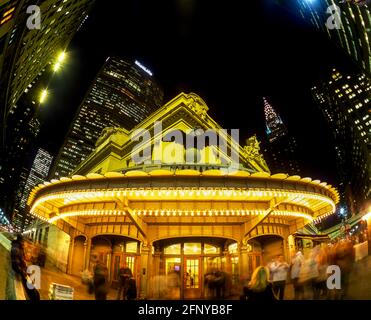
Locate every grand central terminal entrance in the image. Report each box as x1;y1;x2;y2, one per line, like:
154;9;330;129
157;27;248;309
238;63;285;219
152;237;238;299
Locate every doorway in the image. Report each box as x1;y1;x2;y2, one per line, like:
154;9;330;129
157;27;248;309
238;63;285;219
184;257;201;299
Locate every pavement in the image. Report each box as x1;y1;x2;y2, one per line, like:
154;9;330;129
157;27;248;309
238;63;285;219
39;265;118;300
0;242;9;300
1;236;371;300
346;254;371;299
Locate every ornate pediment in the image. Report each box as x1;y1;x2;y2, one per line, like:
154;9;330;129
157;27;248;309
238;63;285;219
77;93;270;175
95;127;129;147
187;92;209;119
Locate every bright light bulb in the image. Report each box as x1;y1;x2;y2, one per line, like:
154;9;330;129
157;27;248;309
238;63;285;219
57;51;66;63
39;89;48;103
53;62;61;72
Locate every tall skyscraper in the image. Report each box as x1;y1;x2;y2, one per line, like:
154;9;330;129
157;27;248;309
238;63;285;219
0;0;18;78
312;68;370;215
0;92;41;220
275;0;371;76
0;0;95;219
0;0;95;119
13;148;53;231
262;97;301;175
50;57;164;178
264;97;287;142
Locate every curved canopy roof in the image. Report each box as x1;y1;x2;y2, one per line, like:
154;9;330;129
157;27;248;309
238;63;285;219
28;169;339;226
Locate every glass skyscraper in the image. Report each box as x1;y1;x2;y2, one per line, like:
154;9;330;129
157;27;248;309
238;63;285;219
13;148;53;231
276;0;371;76
50;57;164;178
0;0;95;221
312;68;370;215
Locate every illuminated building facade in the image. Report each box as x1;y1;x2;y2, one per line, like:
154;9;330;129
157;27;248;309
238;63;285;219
312;68;370;215
276;0;371;76
0;0;94;117
0;0;18;78
13;148;53;231
0;0;94;219
262;97;301;176
50;57;164;179
0;92;41;220
28;93;338;299
12;167;31;231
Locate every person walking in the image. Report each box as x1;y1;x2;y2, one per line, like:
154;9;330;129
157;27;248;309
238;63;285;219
299;247;320;299
117;267;137;300
241;266;277;301
270;255;289;300
334;239;355;299
10;234;40;300
123;268;137;300
291;251;304;300
93;262;108;300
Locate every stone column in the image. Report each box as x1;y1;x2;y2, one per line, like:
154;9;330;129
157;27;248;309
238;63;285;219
82;240;87;270
239;242;249;286
287;234;296;263
151;250;161;299
282;235;289;263
223;248;231;273
139;243;151;299
107;248;113;282
84;237;92;270
366;216;371;254
66;237;75;275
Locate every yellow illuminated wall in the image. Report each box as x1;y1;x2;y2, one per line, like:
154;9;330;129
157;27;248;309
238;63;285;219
45;225;71;273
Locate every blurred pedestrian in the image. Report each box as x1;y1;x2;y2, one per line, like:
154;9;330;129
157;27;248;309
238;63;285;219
214;269;226;299
204;268;215;298
11;234;27;276
124;269;137;300
291;251;304;300
299;247;319;299
167;270;180;298
117;267;137;300
241;266;277;300
10;234;40;300
313;247;329;300
82;269;94;294
334;239;355;299
93;262;108;300
270;255;289;300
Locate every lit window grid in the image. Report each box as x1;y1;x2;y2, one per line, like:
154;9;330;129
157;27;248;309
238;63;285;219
7;0;92;108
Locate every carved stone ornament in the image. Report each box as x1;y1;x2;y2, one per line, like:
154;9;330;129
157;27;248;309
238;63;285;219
95;127;126;147
187;93;209;119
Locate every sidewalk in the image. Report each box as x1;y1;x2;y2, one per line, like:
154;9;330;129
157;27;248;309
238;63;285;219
281;254;371;300
346;254;371;299
0;243;9;300
4;241;371;300
39;265;118;300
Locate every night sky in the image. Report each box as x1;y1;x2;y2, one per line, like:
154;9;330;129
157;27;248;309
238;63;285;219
38;0;357;187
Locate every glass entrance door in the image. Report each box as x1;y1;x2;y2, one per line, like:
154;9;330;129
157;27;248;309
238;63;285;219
111;253;121;287
111;254;136;287
184;257;201;299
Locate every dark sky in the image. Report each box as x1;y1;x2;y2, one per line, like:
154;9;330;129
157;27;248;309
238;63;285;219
38;0;357;187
